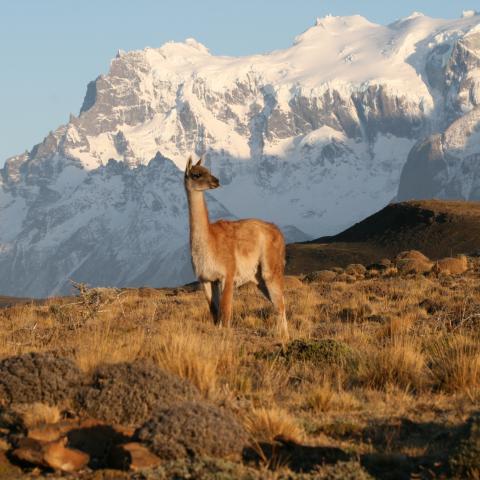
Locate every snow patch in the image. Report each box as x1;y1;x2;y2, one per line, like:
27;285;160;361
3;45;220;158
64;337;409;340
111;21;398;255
463;10;478;19
184;38;210;54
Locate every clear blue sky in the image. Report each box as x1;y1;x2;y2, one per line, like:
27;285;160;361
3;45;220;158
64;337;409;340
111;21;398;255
0;0;478;164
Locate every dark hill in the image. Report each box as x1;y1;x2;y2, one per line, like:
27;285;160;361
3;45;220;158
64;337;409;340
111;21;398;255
0;296;35;308
286;200;480;275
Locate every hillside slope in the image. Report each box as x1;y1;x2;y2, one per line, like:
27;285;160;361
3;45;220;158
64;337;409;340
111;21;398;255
287;200;480;274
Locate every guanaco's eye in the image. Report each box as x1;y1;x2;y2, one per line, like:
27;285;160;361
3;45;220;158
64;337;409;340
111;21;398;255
191;173;201;179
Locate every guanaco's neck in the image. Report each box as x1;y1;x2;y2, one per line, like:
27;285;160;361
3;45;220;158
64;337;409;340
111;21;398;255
186;189;211;248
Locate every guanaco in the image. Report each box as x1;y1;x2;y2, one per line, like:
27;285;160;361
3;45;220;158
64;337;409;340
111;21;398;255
184;156;288;337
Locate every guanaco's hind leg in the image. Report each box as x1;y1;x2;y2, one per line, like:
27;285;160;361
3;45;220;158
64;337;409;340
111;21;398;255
200;280;222;324
258;246;288;338
212;281;222;324
264;277;288;339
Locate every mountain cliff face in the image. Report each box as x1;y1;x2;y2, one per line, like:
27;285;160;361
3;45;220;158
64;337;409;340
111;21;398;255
398;19;480;201
398;106;480;201
2;12;480;297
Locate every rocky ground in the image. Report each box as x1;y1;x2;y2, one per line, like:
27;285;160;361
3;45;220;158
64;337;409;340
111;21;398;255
0;250;479;479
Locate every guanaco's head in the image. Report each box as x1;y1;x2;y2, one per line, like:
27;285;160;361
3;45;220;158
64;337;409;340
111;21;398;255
184;156;220;191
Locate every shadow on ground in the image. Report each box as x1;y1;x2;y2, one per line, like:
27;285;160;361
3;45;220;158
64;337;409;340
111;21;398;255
243;414;479;479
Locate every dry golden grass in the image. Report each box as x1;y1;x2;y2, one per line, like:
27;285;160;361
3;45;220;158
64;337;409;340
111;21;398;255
305;380;360;414
12;403;61;428
244;406;304;443
75;318;146;372
428;335;480;395
433;255;469;275
1;256;480;474
358;338;427;391
148;324;240;398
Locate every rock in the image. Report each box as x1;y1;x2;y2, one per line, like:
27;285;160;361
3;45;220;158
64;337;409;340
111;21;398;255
28;420;83;443
0;353;82;407
345;264;367;276
433;255;468;275
303;270;337;283
76;361;199;426
109;442;161;471
20;418;136;470
11;437;46;466
135;401;248;460
12;436;89;472
28;418;134;445
42;437;89;472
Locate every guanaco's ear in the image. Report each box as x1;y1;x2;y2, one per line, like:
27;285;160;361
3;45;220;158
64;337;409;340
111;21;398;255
185;156;193;172
195;156;203;166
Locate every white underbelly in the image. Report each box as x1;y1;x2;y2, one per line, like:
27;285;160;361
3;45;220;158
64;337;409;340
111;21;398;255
191;246;260;286
234;259;259;287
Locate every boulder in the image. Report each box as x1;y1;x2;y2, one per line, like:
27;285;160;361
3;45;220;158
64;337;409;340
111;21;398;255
303;270;337;283
109;442;161;471
11;437;89;473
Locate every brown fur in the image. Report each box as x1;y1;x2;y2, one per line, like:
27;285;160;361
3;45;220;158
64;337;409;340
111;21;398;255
184;156;288;337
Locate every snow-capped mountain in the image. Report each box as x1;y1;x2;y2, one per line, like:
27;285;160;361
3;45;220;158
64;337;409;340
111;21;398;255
398;17;480;201
2;11;480;297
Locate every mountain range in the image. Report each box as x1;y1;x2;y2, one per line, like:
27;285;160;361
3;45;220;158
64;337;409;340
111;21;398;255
2;11;480;297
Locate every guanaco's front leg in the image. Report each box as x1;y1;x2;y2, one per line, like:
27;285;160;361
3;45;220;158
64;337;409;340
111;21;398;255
218;275;234;328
